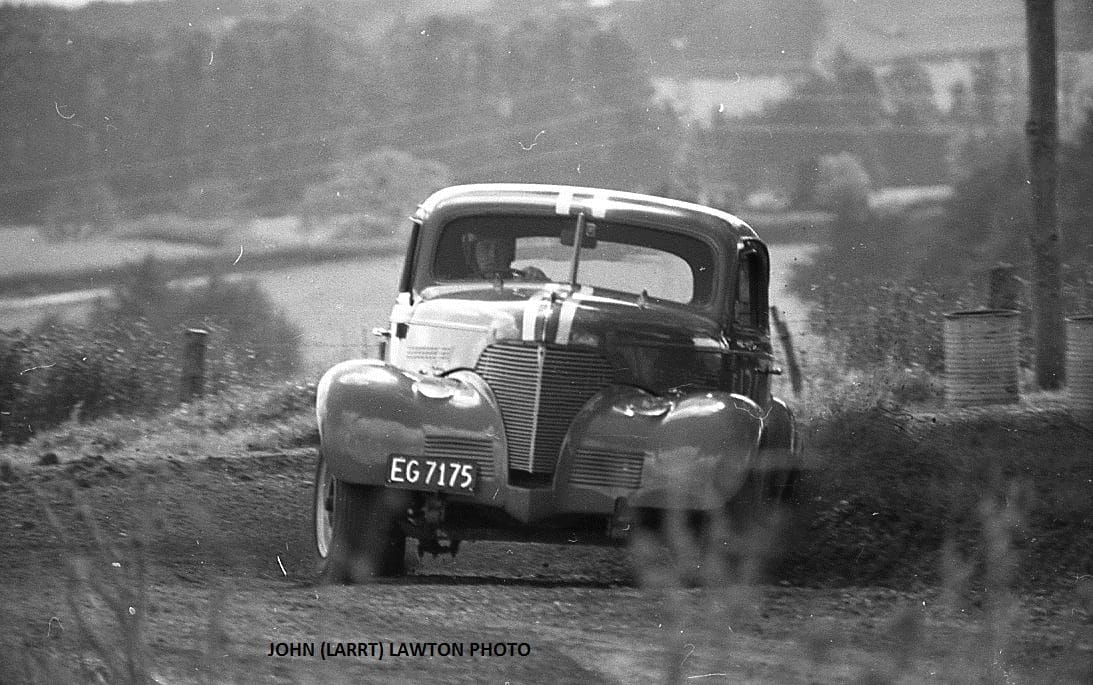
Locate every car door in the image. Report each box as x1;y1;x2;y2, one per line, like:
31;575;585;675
725;240;775;408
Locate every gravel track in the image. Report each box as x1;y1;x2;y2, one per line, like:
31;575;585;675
1;446;1089;684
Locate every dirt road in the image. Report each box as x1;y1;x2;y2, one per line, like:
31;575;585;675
1;446;1087;684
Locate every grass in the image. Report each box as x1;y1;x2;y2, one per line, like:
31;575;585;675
0;380;317;470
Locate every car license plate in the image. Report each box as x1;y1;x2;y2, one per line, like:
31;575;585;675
387;455;477;494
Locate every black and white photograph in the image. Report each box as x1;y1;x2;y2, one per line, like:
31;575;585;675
2;0;1092;682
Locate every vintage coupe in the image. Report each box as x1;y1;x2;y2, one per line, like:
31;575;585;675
314;184;800;579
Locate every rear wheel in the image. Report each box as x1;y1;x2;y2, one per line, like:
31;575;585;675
313;456;406;582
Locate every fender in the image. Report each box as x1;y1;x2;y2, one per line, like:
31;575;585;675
316;360;504;485
557;385;765;511
755;396;801;475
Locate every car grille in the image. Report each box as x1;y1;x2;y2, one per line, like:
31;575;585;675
475;342;614;475
424;433;495;480
569;448;645;489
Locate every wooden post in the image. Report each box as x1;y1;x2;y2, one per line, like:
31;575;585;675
181;328;208;402
1025;0;1065;389
988;263;1020;310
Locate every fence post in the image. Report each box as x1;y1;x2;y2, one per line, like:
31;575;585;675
988;263;1020;310
181;328;209;402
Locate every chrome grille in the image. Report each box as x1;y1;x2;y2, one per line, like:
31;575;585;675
424;433;495;479
476;342;614;474
570;449;645;489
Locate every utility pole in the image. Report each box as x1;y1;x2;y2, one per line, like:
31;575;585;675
1025;0;1065;389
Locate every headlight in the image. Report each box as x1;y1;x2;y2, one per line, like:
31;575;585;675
412;376;460;399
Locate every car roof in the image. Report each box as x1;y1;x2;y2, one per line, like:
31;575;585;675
413;183;759;247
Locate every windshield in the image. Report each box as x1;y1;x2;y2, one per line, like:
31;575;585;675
431;214;716;305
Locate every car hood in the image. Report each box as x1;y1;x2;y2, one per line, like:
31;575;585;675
414;283;725;351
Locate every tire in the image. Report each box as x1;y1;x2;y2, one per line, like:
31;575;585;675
313;455;406;582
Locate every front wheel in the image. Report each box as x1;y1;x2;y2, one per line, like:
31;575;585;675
313;455;407;582
705;472;798;581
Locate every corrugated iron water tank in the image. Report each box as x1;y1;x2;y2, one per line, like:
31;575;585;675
1067;315;1093;423
943;309;1020;407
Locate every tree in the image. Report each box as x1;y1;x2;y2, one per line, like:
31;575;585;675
971;50;1003;128
1060;0;1093;50
297;149;450;237
884;59;939;126
1059;107;1093;259
758;50;886;126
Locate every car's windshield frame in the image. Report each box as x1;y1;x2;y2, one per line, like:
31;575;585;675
424;213;721;307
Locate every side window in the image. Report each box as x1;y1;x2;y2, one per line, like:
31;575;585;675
733;247;769;331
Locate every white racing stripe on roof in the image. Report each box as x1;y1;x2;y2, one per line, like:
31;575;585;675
555;188;609;219
587;191;610;219
555;189;574;216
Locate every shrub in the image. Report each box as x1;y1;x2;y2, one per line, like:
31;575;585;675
805;275;975;375
813;152;871;220
0;322;174;443
0;259;301;443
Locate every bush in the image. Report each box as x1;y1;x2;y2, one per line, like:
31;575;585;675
95;256;301;382
805;275;975;375
813;152;871;219
0;259;301;443
0;322;174;443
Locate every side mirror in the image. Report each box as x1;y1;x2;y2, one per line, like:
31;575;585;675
560;221;598;248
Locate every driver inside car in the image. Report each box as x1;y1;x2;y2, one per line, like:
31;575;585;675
462;233;548;281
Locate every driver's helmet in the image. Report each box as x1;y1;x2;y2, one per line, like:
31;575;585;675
462;232;516;277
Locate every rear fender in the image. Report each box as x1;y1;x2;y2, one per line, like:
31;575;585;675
559;386;764;510
316;360;503;484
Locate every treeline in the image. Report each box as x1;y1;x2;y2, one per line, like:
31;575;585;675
0;4;683;225
2;0;1056;229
